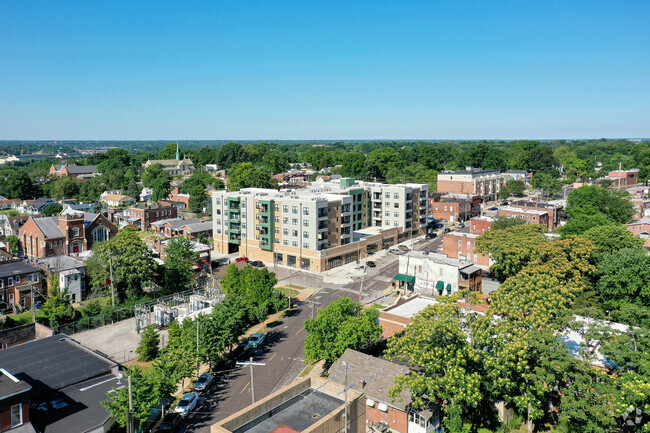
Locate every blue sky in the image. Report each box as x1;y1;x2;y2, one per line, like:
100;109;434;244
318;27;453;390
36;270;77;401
1;1;649;140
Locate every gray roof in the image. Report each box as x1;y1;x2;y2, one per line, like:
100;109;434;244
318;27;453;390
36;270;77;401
0;260;41;278
165;218;201;230
183;221;213;233
30;197;56;209
37;255;85;272
60;207;99;227
64;164;97;175
328;349;412;411
32;216;64;239
0;368;31;400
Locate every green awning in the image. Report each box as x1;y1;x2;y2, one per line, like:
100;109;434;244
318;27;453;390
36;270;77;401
394;274;415;284
435;281;445;290
446;284;452;293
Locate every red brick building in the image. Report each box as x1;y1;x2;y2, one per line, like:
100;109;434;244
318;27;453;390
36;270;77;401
437;169;505;201
608;168;639;187
628;219;650;248
469;216;493;234
0;260;43;309
442;231;490;266
49;163;99;179
0;368;32;432
497;206;549;228
19;211;118;259
509;200;563;230
120;204;177;229
430;198;471;223
329;349;441;433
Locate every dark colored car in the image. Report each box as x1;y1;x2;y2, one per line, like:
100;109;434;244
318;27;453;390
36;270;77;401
367;261;376;267
250;260;264;268
426;232;437;239
235;257;249;263
153;413;181;433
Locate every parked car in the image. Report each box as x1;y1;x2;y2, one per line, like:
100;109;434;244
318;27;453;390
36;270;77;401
488;207;499;211
194;373;214;392
153;413;182;432
458;222;465;228
174;392;199;416
250;260;264;268
389;248;402;255
444;228;451;233
367;261;376;267
235;256;249;263
247;333;265;349
426;232;437;239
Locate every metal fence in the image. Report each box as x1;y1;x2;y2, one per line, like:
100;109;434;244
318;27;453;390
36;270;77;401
55;307;135;335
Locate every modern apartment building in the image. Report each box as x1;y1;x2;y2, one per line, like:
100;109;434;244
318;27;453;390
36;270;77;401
437;169;505;201
212;179;428;272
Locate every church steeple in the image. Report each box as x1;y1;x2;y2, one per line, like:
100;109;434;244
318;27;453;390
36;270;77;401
176;142;180;161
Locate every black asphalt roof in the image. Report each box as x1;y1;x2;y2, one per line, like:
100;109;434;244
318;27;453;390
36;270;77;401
0;260;40;279
0;368;31;400
0;335;116;394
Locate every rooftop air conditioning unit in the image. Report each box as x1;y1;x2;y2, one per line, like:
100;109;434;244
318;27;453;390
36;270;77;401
377;403;389;412
366;398;375;407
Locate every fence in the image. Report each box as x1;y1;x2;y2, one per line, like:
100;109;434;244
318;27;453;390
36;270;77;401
54;307;135;335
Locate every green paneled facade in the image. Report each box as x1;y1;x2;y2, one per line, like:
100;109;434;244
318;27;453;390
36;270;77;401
256;199;274;251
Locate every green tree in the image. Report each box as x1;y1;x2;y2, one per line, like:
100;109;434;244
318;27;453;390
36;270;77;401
340;152;366;178
387;302;486;432
262;150;290;174
498;179;526;199
41;203;63;216
475;224;547;282
4;235;19;252
557;211;615;237
0;168;35;199
49;176;82;200
566;185;635;224
533;172;561;197
126;178;141;200
141;163;169;188
490;216;528;231
457;143;507;171
89;230;156;301
163;237;199;292
597;246;650;311
363;147;405;180
40;274;77;328
582;224;644;261
158;142;181;159
136;325;160;361
220;265;281;322
304;297;381;365
528;145;559;174
216;142;247;170
227;162;277;191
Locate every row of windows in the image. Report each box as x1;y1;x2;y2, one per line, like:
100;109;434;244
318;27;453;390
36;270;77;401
383;221;400;227
0;273;39;288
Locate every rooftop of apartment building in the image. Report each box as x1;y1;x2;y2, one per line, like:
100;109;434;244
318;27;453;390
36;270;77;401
438;168;502;176
510;200;563;209
403;250;480;271
499;206;548;215
445;230;480;239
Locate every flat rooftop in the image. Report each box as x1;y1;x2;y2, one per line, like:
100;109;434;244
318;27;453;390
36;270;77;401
384;297;437;319
233;389;343;433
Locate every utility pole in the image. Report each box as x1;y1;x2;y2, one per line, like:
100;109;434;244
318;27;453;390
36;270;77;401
196;317;200;380
236;357;266;405
308;300;320;319
127;375;133;433
29;281;35;323
342;361;349;433
108;252;115;307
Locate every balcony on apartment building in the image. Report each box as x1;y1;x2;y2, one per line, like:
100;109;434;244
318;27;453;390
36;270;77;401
317;208;328;218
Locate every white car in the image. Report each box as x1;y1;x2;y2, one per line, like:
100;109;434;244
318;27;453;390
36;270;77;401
174;392;199;416
194;373;214;392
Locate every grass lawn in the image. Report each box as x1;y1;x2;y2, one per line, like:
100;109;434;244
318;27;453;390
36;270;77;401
8;309;47;325
278;287;300;297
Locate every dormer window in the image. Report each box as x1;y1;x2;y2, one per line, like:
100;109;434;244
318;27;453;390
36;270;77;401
73;228;80;236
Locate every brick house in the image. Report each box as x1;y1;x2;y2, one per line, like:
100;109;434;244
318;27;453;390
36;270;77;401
497;206;550;228
49;163;99;179
0;260;43;310
166;193;190;210
437;169;505;201
329;349;441;433
118;204;177;229
152;218;201;237
19;211;118;259
442;231;491;267
628;219;650;248
469;216;493;234
608;168;639;187
0;368;34;432
430;198;471;223
181;220;213;240
509;200;563;230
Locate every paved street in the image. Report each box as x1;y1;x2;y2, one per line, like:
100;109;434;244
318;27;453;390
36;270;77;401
180;235;443;432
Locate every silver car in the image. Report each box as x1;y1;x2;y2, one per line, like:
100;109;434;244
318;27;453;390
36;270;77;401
194;373;214;392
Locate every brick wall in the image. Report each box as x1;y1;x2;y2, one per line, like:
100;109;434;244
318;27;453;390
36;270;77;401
378;311;412;338
469;218;492;234
442;232;490;266
365;404;408;433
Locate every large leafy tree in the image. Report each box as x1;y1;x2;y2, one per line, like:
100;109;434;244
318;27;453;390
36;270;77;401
221;265;282;322
0;168;35;199
89;230;156;301
217;142;247;170
163;237;199;292
457;143;507;171
498;179;526;199
340;152;366;178
597;246;650;311
227;162;277;191
582;224;644;261
566;185;635;224
50;176;82;200
475;224;547;282
41;203;63;216
304;297;381;365
262;150;290;174
387;303;486;432
364;147;405;180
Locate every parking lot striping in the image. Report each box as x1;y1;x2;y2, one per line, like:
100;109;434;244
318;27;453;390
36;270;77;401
239;381;250;394
269;352;278;362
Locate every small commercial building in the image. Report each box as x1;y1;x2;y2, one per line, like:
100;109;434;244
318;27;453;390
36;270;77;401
437;169;505;202
497;206;549;228
396;251;482;295
211;376;365;433
329;349;441;433
442;231;491;267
